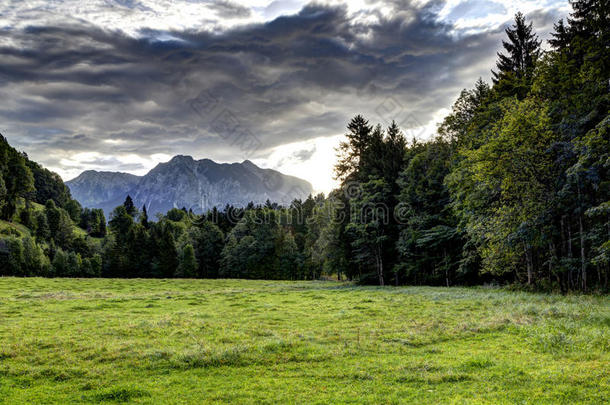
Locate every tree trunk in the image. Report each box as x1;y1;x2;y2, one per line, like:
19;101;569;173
548;242;553;283
568;222;574;288
376;245;384;286
606;217;610;290
527;247;534;285
579;214;586;292
560;216;567;289
444;248;449;287
561;216;566;257
524;243;533;285
577;180;587;292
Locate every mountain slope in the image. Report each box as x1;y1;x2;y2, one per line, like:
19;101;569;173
67;156;313;217
67;171;141;212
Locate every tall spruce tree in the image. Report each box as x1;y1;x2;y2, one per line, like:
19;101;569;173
335;115;373;182
492;12;541;84
567;0;609;40
123;195;137;217
141;205;149;229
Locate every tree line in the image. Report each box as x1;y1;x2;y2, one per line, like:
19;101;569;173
320;2;608;292
0;0;607;292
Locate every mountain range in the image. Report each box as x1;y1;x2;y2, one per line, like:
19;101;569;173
66;156;313;217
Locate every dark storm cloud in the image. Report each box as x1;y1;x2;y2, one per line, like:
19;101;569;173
293;147;317;162
0;1;564;177
208;0;252;18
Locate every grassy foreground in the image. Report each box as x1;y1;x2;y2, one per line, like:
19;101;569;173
0;279;608;404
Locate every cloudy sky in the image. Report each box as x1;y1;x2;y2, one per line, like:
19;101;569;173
0;0;569;193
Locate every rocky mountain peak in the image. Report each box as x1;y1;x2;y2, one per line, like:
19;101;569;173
66;156;313;218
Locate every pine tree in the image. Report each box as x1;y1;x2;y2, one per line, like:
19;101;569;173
92;209;107;237
21;235;48;276
90;254;103;277
141;205;149;229
54;211;74;249
19;204;35;229
52;249;69;277
123;195;137;217
439;78;491;147
176;244;198;278
383;121;406;191
65;199;82;223
6;237;24;276
66;252;82;277
345;179;391;286
492;12;541;83
45;199;59;230
109;206;134;237
188;221;224;278
35;211;50;241
568;0;609;39
126;223;152;277
335;115;373;181
277;229;299;280
0;147;34;221
549;19;572;50
154;223;179;278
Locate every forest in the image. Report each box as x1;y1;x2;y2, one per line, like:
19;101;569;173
0;0;608;293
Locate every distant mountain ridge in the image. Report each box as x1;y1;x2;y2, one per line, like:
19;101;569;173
66;156;313;217
67;171;140;209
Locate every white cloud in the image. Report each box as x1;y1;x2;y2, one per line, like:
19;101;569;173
3;1;569;38
56;151;171;180
438;0;569;33
253;134;343;194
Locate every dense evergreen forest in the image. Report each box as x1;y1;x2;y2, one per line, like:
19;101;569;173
0;1;608;292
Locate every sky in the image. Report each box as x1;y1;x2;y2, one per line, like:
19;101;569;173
0;0;570;193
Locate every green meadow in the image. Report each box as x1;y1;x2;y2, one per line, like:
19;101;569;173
0;278;608;404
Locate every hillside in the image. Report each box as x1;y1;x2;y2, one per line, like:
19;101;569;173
1;135;74;218
0;135;106;276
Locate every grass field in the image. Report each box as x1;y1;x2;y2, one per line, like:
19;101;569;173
0;278;608;404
